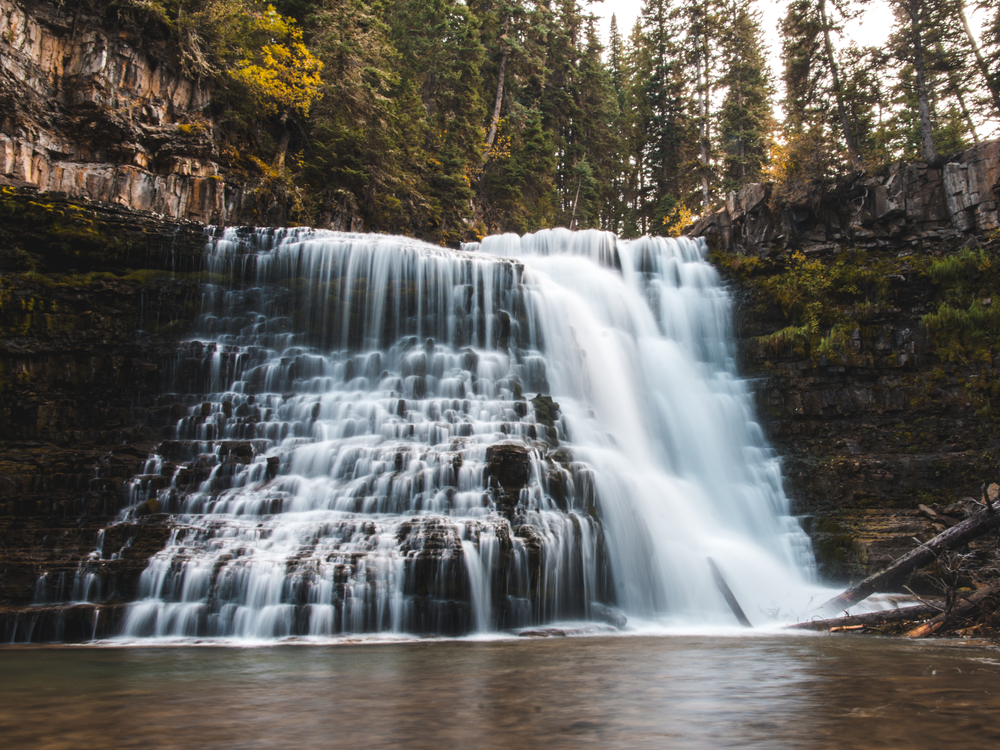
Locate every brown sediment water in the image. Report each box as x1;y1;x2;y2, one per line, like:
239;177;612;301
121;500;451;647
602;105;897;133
2;634;999;749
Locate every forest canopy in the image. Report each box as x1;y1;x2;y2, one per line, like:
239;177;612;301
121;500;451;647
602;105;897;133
97;0;1000;242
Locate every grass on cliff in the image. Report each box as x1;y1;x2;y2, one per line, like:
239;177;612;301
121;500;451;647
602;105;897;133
922;244;1000;364
715;235;1000;414
714;247;906;363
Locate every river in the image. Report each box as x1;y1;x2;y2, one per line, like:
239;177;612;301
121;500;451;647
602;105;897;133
3;633;999;748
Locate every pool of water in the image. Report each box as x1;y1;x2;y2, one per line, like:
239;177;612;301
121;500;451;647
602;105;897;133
2;634;999;749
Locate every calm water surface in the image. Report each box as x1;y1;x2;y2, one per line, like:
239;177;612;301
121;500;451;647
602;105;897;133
2;634;999;749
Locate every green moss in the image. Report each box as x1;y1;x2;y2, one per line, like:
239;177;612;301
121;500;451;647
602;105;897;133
177;122;210;137
754;325;810;357
810;515;860;569
717;246;924;362
928;247;989;286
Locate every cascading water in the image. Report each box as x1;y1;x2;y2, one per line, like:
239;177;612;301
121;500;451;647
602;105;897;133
109;226;819;639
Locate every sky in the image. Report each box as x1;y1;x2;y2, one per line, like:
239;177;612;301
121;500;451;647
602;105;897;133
589;0;997;137
590;0;896;69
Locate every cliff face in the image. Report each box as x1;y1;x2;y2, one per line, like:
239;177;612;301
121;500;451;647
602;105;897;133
693;140;1000;254
691;140;1000;583
0;186;204;637
0;0;237;223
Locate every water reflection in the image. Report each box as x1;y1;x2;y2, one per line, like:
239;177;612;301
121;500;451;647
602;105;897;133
1;635;999;748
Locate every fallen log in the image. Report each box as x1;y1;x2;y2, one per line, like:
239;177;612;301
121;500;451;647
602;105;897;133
785;603;940;632
904;581;1000;638
821;500;1000;612
707;557;752;627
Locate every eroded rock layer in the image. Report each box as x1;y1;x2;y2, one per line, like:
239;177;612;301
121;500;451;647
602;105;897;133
0;0;232;222
0;187;203;636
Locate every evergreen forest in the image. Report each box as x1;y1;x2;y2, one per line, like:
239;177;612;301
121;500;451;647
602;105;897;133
93;0;1000;242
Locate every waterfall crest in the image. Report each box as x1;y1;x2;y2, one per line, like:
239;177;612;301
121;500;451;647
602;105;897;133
114;227;817;638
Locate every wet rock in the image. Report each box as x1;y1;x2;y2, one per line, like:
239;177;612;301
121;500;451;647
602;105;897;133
486;443;531;493
494;310;511;350
590;603;628;629
266;456;280;480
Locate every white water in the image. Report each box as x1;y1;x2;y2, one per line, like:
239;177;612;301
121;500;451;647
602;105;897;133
101;227;824;639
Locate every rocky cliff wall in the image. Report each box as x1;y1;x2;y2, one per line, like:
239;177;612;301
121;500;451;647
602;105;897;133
0;186;204;628
691;140;1000;584
0;0;239;223
693;140;1000;255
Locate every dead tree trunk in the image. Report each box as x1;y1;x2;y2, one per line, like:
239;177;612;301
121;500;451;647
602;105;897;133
905;580;1000;638
821;501;1000;612
484;16;510;159
818;0;863;168
707;557;752;627
786;603;941;632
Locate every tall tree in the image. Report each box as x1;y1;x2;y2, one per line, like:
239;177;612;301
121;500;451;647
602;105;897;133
891;0;939;162
780;0;864;168
386;0;487;242
717;3;774;192
639;0;695;234
954;0;1000;117
817;0;864;166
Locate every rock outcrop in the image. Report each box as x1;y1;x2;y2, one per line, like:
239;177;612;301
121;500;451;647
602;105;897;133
690;141;1000;586
692;140;1000;256
0;0;237;223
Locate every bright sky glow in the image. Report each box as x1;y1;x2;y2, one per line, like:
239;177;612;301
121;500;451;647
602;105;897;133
589;0;997;138
590;0;896;73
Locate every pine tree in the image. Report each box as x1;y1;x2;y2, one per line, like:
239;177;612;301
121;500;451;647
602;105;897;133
474;0;558;233
955;0;1000;118
885;0;976;161
568;19;620;229
605;14;631;234
779;0;865;168
639;0;695;235
386;0;486;243
889;0;940;162
717;3;774;192
303;0;411;232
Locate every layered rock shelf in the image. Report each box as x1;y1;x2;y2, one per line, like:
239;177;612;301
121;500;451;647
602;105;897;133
0;186;204;629
0;0;236;223
692;140;1000;255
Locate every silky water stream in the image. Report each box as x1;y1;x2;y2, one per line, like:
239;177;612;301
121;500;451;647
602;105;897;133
38;227;832;640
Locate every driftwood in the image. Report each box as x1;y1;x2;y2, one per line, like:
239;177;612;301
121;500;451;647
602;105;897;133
905;580;1000;638
786;603;940;632
707;557;752;627
821;500;1000;612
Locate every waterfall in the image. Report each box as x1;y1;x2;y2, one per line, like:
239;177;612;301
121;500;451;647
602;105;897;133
114;226;817;639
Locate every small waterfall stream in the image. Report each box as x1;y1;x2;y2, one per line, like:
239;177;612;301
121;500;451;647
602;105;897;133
100;227;817;638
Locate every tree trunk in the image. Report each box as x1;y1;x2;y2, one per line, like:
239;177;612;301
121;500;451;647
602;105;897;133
707;558;752;627
786;603;941;631
903;0;938;162
693;20;710;208
947;60;979;144
484;17;510;159
818;0;863;168
905;580;1000;637
274;113;291;171
821;500;1000;613
956;0;1000;116
569;173;583;230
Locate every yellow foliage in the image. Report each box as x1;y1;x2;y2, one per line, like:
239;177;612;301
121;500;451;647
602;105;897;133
763;129;833;208
228;6;323;118
662;204;695;238
485;119;512;163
